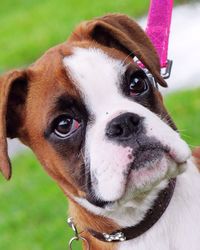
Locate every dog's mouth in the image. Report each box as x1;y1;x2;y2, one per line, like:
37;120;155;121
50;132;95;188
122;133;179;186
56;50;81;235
86;138;190;209
85;142;190;208
129;144;170;170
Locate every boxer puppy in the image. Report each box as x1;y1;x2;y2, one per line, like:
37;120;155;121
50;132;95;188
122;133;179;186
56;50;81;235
1;14;200;250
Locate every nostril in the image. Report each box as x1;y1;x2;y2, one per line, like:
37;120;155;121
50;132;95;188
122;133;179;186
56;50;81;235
106;113;143;140
106;124;123;138
129;114;140;126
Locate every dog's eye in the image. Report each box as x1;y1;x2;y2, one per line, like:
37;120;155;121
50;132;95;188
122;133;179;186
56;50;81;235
53;115;80;138
129;73;149;96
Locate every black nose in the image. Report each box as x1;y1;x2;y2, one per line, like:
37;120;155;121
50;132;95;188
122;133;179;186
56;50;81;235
106;113;142;140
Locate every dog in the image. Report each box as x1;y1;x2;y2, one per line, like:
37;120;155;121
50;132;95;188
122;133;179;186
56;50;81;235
1;14;200;250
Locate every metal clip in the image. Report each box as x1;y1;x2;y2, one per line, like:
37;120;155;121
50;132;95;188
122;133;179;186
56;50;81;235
67;217;90;250
135;57;173;89
161;59;173;79
145;71;159;89
103;232;126;242
67;217;79;238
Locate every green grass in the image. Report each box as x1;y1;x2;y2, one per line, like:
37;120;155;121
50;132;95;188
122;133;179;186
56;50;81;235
0;152;76;250
0;0;150;72
0;88;199;250
164;88;200;148
0;0;187;72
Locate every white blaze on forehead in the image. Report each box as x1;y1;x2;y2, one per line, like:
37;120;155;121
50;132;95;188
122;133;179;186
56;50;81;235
63;47;135;201
63;47;126;116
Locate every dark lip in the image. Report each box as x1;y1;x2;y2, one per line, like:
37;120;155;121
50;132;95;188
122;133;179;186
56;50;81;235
130;144;170;170
135;140;170;153
86;194;113;208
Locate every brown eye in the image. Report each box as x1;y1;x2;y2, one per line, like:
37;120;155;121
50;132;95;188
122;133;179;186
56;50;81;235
54;115;80;138
129;74;149;96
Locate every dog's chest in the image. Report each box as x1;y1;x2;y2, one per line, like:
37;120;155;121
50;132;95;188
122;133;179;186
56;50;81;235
117;161;200;250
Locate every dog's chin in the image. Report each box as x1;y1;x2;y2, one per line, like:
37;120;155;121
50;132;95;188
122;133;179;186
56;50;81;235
86;154;188;209
122;157;187;203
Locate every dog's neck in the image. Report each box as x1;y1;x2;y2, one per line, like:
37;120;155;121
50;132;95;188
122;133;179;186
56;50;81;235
72;178;169;226
88;178;176;242
66;161;200;250
69;178;175;248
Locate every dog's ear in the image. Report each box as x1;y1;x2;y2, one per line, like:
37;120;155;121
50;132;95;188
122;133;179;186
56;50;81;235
69;14;167;87
0;70;29;180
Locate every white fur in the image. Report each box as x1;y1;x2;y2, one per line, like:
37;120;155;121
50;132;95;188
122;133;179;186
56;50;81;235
74;160;200;250
74;179;169;227
63;47;200;249
63;47;190;201
118;160;200;250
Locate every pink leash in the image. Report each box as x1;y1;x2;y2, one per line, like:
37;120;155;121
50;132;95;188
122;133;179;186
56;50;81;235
145;0;173;79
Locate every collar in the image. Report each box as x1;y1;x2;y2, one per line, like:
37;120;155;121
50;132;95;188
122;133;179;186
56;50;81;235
88;178;176;243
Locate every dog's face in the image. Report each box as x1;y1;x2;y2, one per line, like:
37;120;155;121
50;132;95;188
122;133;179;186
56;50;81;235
0;14;191;208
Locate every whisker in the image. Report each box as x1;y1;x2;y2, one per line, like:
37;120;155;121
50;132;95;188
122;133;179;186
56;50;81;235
121;51;135;66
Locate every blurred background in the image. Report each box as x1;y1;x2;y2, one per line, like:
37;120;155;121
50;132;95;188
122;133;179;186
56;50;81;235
0;0;199;249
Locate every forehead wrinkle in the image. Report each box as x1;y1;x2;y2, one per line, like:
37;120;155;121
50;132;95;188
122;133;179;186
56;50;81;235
63;47;126;116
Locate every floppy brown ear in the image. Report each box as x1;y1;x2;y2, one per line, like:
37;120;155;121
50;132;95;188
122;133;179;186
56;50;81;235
69;13;167;87
0;70;29;180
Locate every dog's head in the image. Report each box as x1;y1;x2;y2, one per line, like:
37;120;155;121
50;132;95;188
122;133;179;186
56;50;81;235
0;14;191;207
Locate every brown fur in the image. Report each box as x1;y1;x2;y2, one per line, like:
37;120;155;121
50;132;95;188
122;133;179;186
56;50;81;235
69;14;167;87
69;199;118;250
0;14;171;249
193;147;200;171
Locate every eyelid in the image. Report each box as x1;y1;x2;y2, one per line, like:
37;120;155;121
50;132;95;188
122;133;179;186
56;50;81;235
124;68;146;83
54;118;81;139
131;69;147;78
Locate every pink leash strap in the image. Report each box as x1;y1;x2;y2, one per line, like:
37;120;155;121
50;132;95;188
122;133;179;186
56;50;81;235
146;0;173;75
